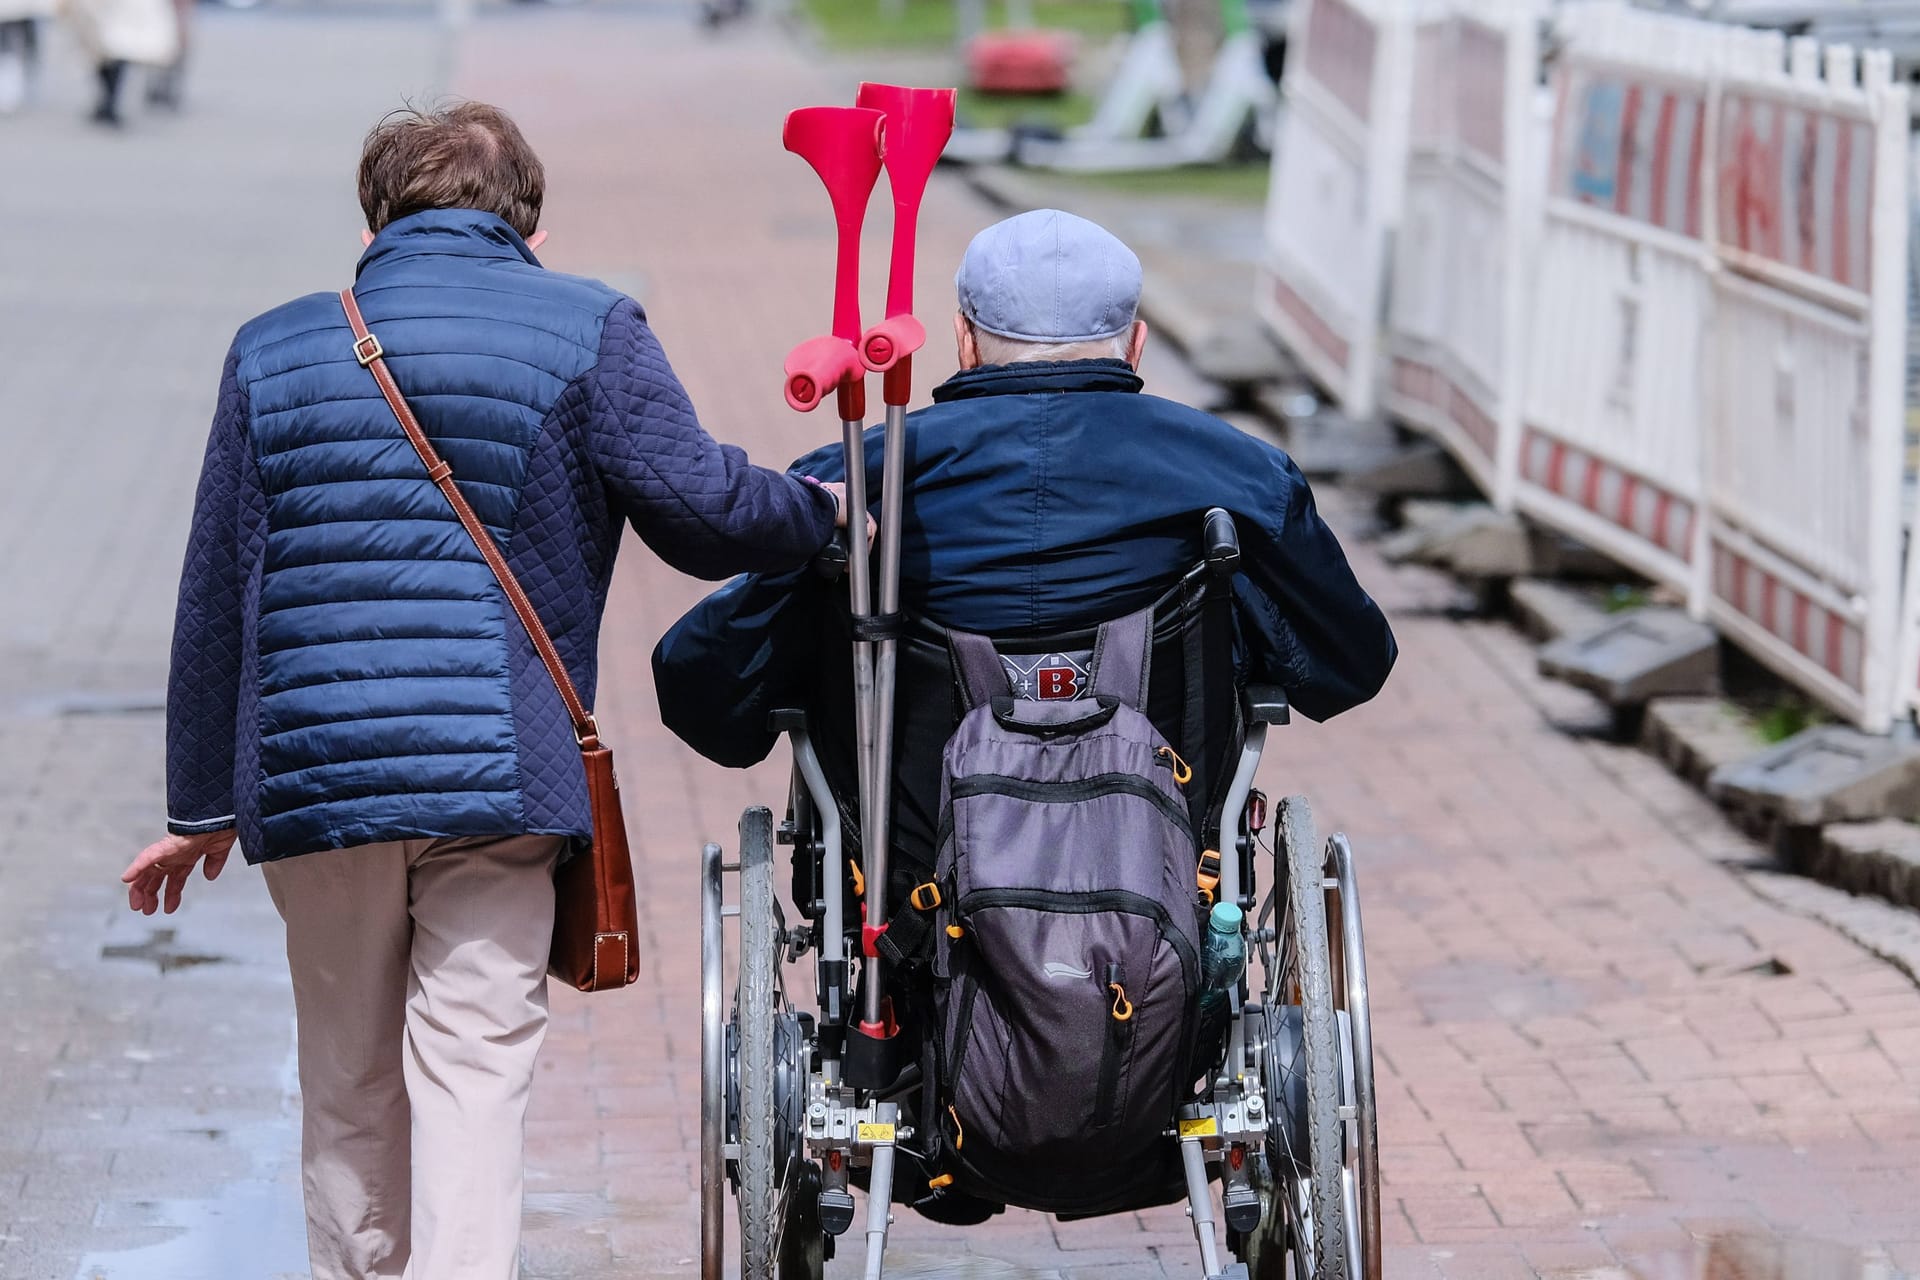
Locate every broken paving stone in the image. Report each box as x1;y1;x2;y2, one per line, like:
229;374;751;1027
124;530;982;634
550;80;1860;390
1813;820;1920;910
1641;697;1763;787
1261;391;1404;479
1537;608;1720;707
1346;439;1476;500
1708;725;1920;828
1510;578;1609;642
1380;503;1535;578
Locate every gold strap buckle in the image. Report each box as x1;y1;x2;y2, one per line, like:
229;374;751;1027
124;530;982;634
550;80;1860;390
910;882;943;911
353;333;384;367
1196;849;1222;905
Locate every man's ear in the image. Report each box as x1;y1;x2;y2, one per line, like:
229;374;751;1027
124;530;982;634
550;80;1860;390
1125;320;1149;370
361;229;375;248
526;229;548;252
954;312;981;371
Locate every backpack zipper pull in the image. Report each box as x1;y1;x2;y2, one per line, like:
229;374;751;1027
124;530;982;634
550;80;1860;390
1107;964;1134;1022
1154;745;1192;786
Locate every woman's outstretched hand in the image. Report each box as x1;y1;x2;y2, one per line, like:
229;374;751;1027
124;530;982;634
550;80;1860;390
121;830;238;915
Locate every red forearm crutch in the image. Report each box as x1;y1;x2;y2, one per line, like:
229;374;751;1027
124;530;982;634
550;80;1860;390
780;105;891;1035
852;83;955;1038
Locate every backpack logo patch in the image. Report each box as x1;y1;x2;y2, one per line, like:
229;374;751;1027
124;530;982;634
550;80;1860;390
1000;650;1094;702
1042;961;1094;980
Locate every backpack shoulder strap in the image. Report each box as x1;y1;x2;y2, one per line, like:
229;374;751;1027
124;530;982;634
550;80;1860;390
1089;606;1153;710
948;628;1008;711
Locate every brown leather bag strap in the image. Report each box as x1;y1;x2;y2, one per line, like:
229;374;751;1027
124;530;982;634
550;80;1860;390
338;288;602;748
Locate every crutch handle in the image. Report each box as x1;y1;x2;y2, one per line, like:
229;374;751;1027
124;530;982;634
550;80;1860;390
855;83;957;322
782;106;887;344
858;313;926;373
783;334;866;413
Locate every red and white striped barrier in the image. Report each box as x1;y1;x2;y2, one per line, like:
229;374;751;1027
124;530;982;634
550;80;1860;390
1512;6;1724;597
1383;0;1538;504
1258;0;1415;418
1261;0;1918;731
1705;32;1909;730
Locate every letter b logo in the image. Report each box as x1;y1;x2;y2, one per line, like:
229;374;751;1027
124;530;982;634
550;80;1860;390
1037;667;1078;700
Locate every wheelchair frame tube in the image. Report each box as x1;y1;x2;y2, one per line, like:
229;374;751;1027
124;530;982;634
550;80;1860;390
1218;723;1266;910
699;841;725;1280
862;401;909;1027
1217;723;1265;1072
791;726;845;1081
1179;1135;1224;1277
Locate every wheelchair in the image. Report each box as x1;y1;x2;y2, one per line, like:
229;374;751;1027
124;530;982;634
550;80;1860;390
699;512;1382;1279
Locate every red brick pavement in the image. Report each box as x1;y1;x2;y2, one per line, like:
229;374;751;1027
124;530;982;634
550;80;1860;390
459;9;1920;1277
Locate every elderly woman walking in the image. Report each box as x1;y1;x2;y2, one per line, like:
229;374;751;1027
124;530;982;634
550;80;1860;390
120;102;850;1279
62;0;175;124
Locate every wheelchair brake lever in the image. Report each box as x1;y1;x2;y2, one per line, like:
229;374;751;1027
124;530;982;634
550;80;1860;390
812;529;850;580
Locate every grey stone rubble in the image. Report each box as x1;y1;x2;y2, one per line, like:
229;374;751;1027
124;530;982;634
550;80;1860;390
1537;608;1721;708
1508;577;1607;642
1709;725;1920;830
1642;697;1766;789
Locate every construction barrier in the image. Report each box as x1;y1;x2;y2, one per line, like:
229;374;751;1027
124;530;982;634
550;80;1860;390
1258;0;1413;418
1382;0;1537;504
1514;5;1721;600
1260;1;1916;730
1704;33;1912;730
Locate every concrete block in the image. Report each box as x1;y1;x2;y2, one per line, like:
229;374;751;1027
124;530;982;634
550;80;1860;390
1509;578;1607;642
1345;440;1476;500
1379;504;1535;578
1708;725;1920;827
1641;697;1762;788
1811;820;1920;910
1257;389;1403;479
1537;608;1720;706
1182;321;1296;388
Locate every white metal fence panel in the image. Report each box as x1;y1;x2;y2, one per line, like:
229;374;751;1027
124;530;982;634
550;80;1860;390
1258;0;1413;417
1514;6;1722;598
1704;35;1910;730
1384;0;1537;504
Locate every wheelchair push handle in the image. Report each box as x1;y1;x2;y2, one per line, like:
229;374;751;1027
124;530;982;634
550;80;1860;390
1203;507;1239;578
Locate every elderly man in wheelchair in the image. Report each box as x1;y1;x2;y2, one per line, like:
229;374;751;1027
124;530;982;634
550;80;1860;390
655;210;1397;1280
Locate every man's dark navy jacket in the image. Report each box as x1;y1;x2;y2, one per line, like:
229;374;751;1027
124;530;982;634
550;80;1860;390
166;209;836;863
653;359;1397;770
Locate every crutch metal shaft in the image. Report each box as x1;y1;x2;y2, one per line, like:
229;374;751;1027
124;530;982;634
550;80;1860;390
842;405;885;1030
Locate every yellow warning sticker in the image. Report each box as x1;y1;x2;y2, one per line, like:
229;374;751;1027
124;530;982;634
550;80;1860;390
857;1122;896;1143
1177;1116;1219;1139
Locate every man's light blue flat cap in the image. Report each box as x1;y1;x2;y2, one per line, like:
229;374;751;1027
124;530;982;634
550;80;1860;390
955;209;1142;344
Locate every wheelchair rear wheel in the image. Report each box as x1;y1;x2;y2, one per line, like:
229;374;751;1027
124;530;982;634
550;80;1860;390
1241;796;1357;1279
727;807;820;1280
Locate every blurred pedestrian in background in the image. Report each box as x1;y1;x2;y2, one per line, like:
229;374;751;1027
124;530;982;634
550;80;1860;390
119;102;846;1280
145;0;191;108
61;0;175;124
0;0;52;114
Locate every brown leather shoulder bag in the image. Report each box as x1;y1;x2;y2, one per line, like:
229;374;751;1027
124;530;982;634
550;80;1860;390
340;288;638;993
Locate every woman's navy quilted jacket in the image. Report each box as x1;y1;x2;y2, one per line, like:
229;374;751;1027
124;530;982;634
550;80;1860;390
165;209;835;863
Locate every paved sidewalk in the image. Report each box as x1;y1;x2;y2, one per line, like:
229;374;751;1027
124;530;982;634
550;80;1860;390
4;3;1920;1278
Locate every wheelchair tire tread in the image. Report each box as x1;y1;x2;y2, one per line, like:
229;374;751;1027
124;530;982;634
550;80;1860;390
1280;796;1348;1279
737;806;780;1279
